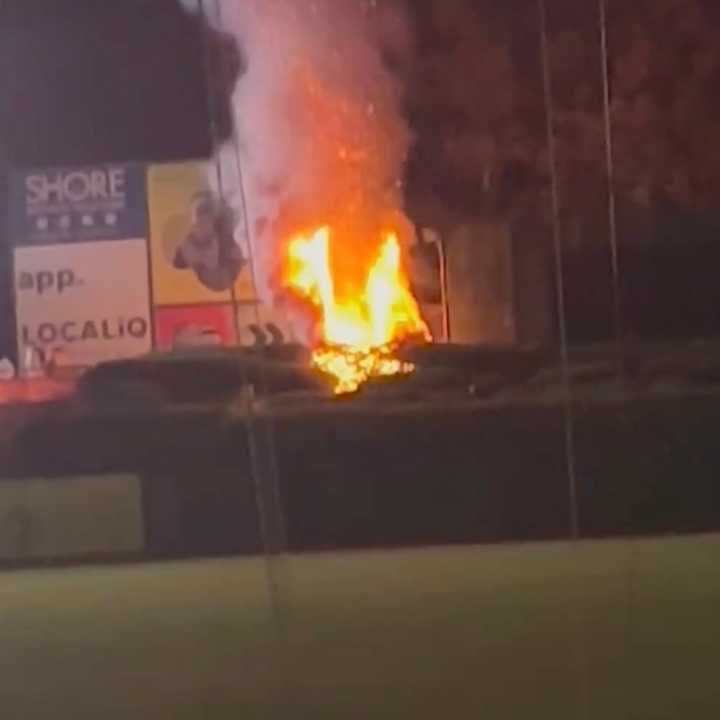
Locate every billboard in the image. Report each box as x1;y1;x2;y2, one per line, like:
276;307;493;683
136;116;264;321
147;162;255;307
10;164;152;370
235;302;296;347
153;305;236;351
154;303;297;351
9;164;147;246
15;241;152;367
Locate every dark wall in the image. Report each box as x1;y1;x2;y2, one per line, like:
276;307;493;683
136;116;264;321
9;395;720;559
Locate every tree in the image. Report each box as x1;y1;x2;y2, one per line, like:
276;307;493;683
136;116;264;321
405;0;549;228
607;0;720;215
405;0;720;232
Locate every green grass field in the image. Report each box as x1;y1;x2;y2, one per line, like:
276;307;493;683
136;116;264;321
2;535;719;719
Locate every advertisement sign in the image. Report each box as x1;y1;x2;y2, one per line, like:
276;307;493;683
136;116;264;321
235;302;296;348
154;305;235;351
9;163;152;371
9;164;147;247
154;303;297;351
14;240;152;369
147;162;255;306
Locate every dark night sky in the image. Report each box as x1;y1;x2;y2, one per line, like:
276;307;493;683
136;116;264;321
0;0;212;168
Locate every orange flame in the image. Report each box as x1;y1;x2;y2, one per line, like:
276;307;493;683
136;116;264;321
283;226;430;394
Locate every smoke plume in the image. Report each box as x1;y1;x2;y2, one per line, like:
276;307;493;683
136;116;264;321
216;0;414;304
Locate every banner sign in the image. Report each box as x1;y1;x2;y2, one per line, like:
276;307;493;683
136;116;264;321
235;303;295;347
9;164;147;246
153;305;235;350
8;163;152;371
153;303;296;351
147;161;255;306
14;240;152;370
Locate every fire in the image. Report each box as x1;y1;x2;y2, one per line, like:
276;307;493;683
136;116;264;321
283;226;430;394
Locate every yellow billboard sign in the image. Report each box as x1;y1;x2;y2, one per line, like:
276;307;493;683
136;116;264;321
147;162;255;306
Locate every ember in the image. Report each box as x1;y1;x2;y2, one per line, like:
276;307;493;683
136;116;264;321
283;225;430;394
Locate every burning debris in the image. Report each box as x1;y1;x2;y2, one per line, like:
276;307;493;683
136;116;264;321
312;345;415;395
283;225;429;393
216;0;430;395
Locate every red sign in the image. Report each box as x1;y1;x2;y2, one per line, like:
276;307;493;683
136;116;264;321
153;305;236;351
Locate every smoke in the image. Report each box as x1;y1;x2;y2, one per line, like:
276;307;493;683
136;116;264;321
215;0;415;302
